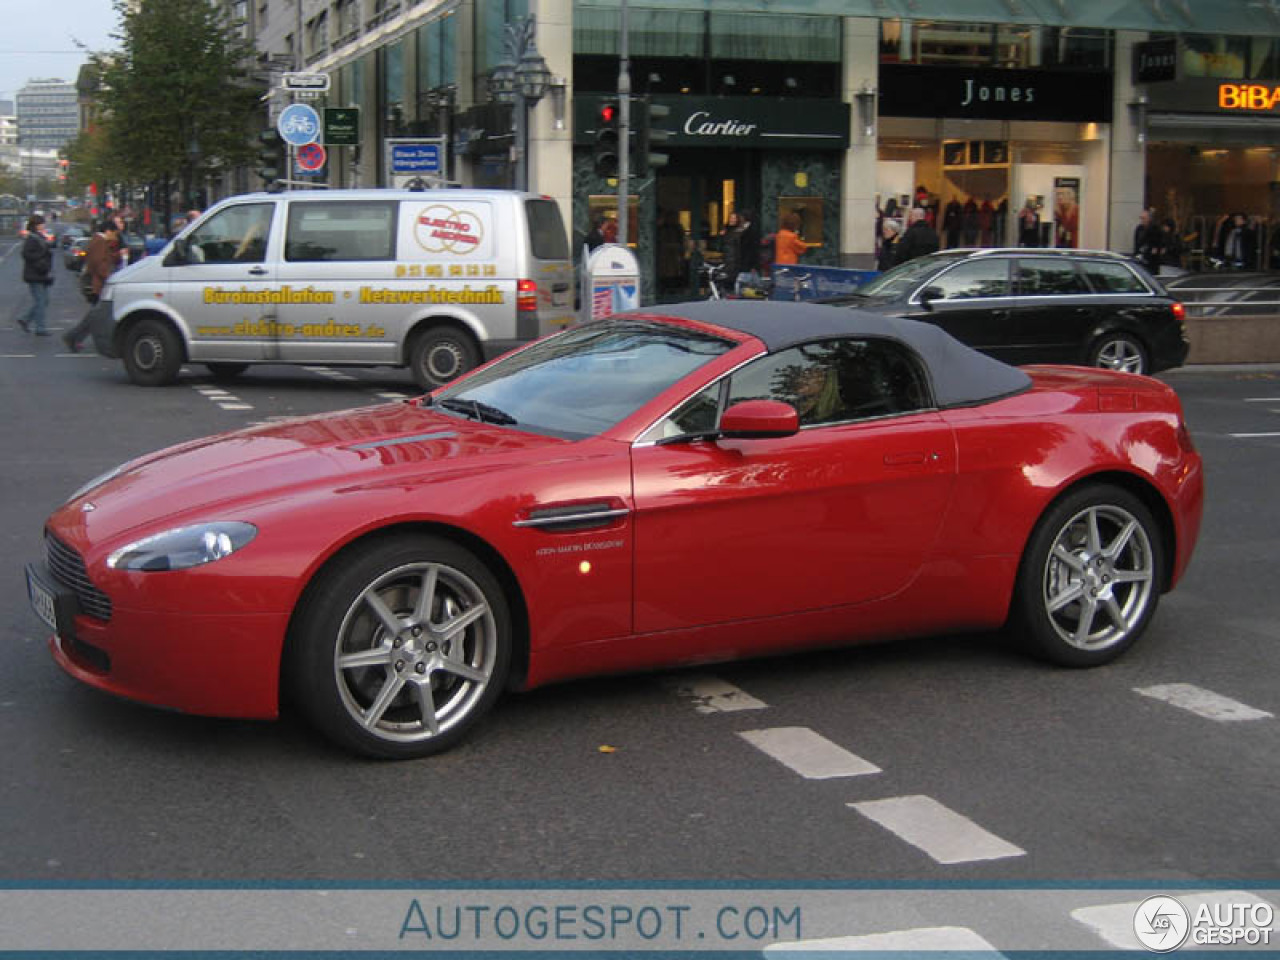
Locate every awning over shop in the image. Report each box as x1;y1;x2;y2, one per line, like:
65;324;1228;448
575;0;1280;37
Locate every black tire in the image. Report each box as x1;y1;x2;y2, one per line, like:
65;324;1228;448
1088;333;1148;375
288;534;511;759
1010;484;1164;667
122;318;184;386
409;325;480;390
205;362;250;380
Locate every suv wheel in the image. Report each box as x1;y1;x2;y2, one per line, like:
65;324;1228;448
1088;333;1148;375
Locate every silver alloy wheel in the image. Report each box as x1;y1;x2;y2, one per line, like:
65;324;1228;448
1093;337;1145;374
332;560;497;743
1042;503;1155;651
426;340;465;381
132;333;165;373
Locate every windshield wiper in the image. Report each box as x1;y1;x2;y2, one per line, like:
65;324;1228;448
438;397;518;426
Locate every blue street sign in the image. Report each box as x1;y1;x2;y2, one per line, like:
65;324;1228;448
390;142;442;174
277;104;321;147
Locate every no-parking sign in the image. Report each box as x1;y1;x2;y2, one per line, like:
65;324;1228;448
296;142;327;172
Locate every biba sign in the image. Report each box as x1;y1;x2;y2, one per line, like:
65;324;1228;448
1219;83;1280;111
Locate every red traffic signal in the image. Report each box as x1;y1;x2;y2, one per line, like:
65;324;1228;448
599;103;616;124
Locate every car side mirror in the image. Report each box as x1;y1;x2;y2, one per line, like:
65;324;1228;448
719;400;800;440
918;286;944;310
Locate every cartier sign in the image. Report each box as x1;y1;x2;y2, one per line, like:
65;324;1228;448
574;95;849;150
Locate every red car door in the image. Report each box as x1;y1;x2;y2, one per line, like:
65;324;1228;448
629;339;956;635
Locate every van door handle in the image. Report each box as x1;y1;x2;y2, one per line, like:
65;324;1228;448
247;266;268;276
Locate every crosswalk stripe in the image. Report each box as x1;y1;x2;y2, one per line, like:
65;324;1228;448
1134;683;1273;721
850;795;1025;864
766;926;1003;954
217;403;254;411
738;727;881;779
665;675;768;713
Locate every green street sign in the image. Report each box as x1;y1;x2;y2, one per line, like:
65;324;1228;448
324;107;360;146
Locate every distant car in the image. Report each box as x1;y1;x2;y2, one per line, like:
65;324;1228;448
25;302;1204;759
821;248;1189;375
121;233;146;264
55;224;88;248
1163;271;1280;318
63;236;91;271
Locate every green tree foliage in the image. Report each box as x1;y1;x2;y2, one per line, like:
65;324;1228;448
92;0;264;197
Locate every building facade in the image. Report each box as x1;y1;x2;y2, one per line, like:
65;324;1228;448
234;0;1280;293
15;79;79;151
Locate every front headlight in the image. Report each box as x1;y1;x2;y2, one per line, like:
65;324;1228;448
107;522;258;572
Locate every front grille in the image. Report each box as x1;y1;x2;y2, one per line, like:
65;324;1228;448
45;533;113;622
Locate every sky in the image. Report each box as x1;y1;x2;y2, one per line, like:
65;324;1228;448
0;0;122;103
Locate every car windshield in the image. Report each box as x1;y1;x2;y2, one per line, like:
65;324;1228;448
434;319;735;440
856;253;968;300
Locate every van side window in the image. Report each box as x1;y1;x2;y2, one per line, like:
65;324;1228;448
285;200;398;262
186;203;275;265
525;199;570;260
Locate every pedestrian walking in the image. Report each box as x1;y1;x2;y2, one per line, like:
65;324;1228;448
18;214;55;336
878;220;901;271
895;207;940;264
63;219;123;353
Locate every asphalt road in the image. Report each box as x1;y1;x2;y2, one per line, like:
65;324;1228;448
2;239;1278;905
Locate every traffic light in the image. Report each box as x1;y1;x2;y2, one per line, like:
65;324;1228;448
257;129;285;184
592;98;620;179
632;97;671;178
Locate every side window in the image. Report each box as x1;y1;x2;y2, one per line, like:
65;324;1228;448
727;339;931;427
1017;258;1089;295
285;200;397;261
1082;260;1150;293
919;259;1010;300
525;198;570;260
186;204;275;264
643;383;722;442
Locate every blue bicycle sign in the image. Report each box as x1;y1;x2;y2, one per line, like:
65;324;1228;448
277;104;320;146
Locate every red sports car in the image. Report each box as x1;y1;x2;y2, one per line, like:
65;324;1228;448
26;302;1204;759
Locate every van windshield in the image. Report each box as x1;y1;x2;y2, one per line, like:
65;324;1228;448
432;319;734;439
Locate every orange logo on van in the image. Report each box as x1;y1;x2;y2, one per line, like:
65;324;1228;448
413;204;484;255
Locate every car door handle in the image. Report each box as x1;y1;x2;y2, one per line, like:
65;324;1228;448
883;451;928;466
247;266;268;276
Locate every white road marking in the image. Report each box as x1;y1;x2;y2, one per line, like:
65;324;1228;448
1;354;36;358
1243;397;1280;402
849;795;1026;864
738;727;881;779
767;926;1002;954
196;387;229;396
1134;683;1273;721
376;391;411;400
665;675;768;713
217;403;254;411
1072;891;1276;950
1230;432;1280;438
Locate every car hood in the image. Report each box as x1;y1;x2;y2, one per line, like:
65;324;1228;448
61;401;570;541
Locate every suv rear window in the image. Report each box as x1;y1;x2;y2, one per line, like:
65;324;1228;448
1081;260;1150;294
525;199;570;260
1016;258;1088;295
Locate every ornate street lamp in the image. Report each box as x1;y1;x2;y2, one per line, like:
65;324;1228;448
491;17;550;191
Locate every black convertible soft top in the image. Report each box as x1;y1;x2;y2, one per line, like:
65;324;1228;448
632;300;1032;409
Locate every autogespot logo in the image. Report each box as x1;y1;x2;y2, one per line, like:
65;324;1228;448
1134;896;1191;952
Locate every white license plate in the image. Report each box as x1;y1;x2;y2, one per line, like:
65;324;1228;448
26;568;58;632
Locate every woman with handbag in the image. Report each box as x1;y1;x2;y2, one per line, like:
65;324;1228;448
18;215;55;336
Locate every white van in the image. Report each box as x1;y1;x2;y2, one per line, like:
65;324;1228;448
88;189;575;388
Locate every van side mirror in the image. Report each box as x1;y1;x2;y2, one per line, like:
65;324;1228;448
163;237;189;267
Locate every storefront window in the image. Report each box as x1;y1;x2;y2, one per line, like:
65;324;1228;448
708;13;840;62
417;14;457;91
475;0;530;74
575;7;704;57
880;20;1109;70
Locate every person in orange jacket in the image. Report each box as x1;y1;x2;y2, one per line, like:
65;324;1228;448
772;212;809;265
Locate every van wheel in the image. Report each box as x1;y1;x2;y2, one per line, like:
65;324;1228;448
123;318;183;387
410;326;479;390
206;362;249;380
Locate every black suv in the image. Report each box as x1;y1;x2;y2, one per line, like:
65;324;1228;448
821;249;1189;375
